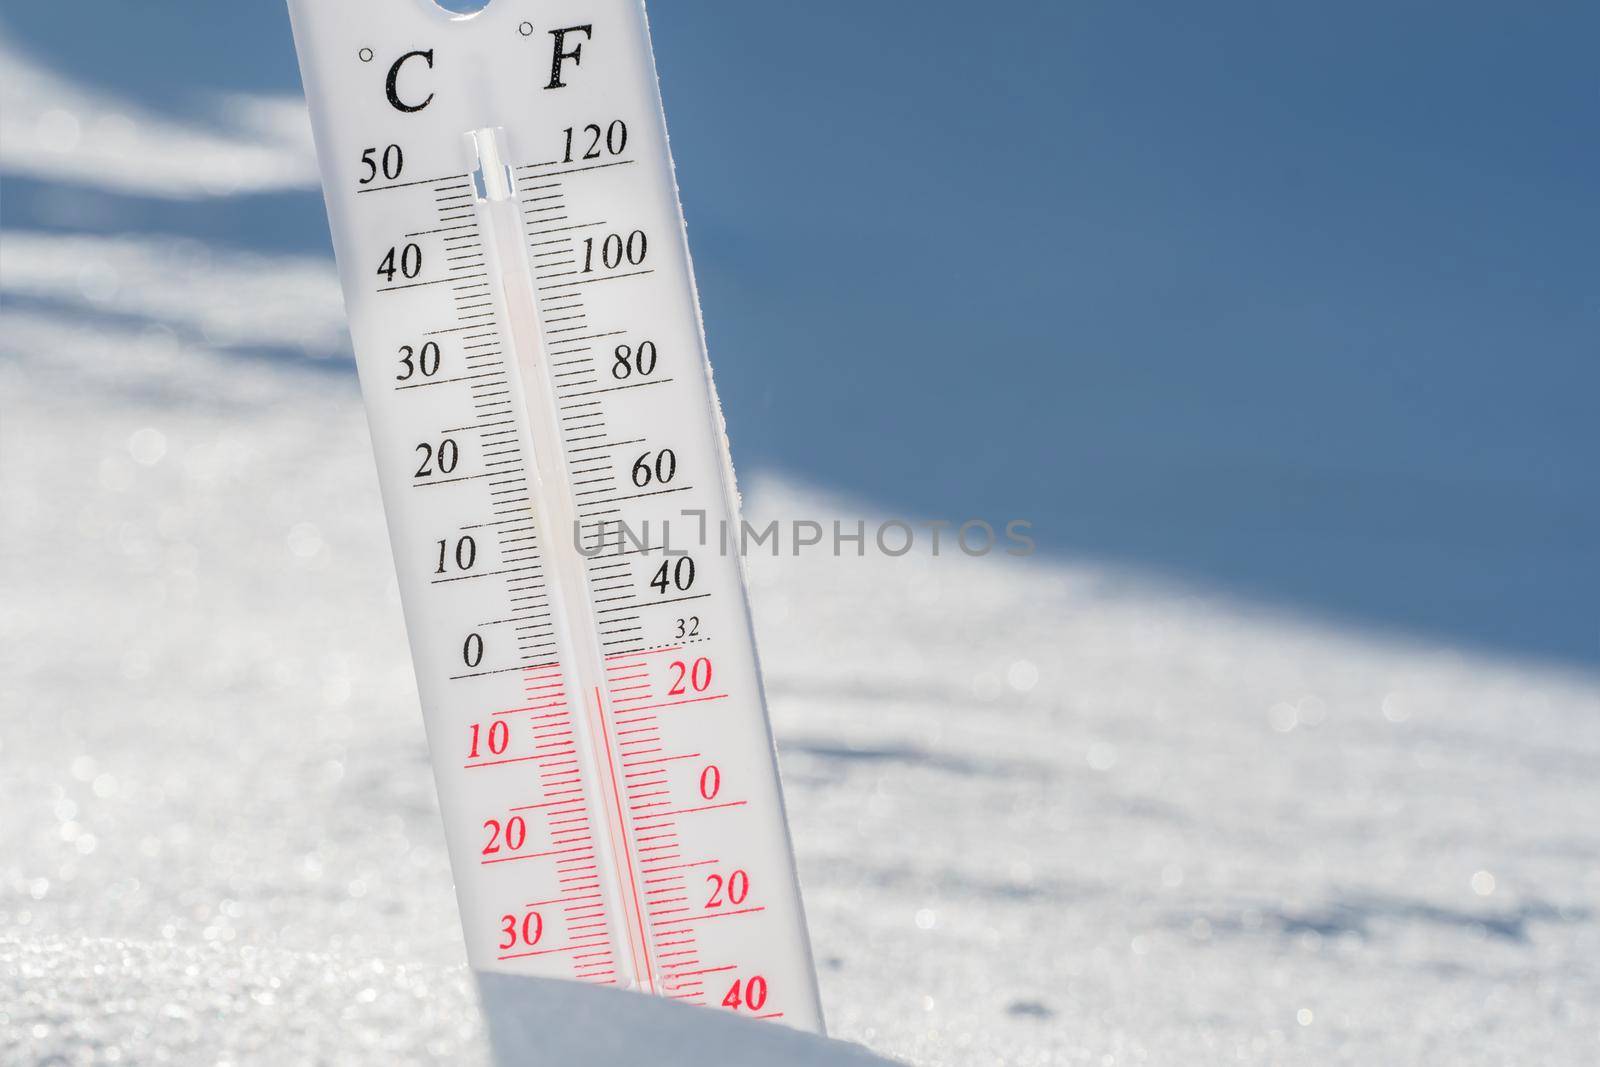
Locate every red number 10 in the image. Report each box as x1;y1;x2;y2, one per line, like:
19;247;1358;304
469;720;509;758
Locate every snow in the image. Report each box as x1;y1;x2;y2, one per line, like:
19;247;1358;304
0;31;316;199
3;34;1599;1067
0;232;344;357
4;255;1598;1065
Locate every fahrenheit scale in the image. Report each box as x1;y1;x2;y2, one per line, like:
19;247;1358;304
287;0;822;1029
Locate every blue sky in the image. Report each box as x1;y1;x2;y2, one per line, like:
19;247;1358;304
3;1;1596;664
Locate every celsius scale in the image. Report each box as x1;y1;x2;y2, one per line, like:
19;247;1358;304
287;0;822;1030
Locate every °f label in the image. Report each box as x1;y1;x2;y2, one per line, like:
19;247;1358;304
287;0;823;1030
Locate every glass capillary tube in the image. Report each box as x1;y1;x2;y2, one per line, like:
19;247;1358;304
469;127;657;993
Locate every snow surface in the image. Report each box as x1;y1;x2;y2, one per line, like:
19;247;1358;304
0;33;315;199
4;236;1599;1065
3;32;1599;1067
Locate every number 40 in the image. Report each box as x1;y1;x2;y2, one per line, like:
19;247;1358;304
721;975;768;1012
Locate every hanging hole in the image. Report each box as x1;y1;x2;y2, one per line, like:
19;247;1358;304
432;0;493;15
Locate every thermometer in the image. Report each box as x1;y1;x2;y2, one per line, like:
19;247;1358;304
286;0;823;1030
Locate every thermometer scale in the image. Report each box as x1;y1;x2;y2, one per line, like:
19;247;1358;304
287;0;823;1030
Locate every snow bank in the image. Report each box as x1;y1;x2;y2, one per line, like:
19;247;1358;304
479;974;895;1066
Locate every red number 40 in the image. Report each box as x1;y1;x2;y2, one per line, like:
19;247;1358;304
721;975;768;1011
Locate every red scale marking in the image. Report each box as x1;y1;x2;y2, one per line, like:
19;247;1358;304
497;945;582;963
623;753;699;769
475;671;626;988
484;655;773;999
623;693;729;714
465;754;539;770
494;703;564;717
642;859;716;874
481;844;591;867
611;663;712;1004
655;906;767;927
607;646;681;661
587;685;656;989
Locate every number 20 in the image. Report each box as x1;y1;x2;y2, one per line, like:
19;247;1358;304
705;869;749;908
669;657;712;696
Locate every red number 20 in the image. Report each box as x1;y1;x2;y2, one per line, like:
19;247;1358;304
668;657;712;696
705;869;749;908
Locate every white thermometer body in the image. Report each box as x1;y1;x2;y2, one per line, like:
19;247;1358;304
287;0;822;1029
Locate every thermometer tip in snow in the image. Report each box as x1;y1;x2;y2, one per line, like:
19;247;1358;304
287;0;822;1030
